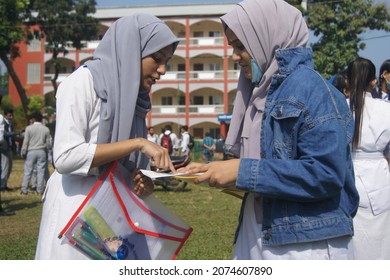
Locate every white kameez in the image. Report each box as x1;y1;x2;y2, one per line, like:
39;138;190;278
351;96;390;260
232;193;354;260
35;67;102;259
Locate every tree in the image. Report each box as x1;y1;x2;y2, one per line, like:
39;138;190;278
305;0;390;78
32;0;99;93
0;0;32;118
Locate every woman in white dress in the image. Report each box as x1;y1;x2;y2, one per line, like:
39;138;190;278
35;14;178;259
348;57;390;259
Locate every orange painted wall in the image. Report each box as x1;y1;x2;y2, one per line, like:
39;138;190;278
8;25;45;105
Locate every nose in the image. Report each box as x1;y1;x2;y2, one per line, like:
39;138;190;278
231;51;240;63
157;64;167;75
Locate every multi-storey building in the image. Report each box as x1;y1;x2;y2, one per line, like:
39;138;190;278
8;3;241;140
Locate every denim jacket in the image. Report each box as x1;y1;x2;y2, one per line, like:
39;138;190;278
236;47;359;246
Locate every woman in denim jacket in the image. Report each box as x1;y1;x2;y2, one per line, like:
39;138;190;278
179;0;359;259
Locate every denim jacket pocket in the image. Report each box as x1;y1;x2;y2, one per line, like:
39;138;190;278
269;102;303;159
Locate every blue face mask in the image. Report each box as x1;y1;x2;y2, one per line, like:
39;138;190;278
250;59;263;85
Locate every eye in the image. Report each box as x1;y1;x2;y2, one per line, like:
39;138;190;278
151;54;163;64
235;43;245;51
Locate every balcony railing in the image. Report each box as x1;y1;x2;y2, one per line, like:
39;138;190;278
151;105;225;115
160;70;240;81
43;73;70;82
44;70;239;83
188;37;224;47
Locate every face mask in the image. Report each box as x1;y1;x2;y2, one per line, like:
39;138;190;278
250;59;263;85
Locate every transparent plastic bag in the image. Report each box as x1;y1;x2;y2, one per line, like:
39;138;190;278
59;161;192;260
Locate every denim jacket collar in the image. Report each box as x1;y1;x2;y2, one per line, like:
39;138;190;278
275;47;314;75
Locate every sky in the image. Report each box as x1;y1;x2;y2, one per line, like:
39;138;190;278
0;0;388;76
95;0;390;73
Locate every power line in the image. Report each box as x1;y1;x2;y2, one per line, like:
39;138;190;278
361;33;390;41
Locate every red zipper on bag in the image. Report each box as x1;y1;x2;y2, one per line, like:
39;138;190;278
58;163;113;239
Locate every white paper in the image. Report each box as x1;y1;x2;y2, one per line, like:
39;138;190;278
139;169;186;179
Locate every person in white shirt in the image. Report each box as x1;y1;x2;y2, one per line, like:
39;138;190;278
35;14;178;259
180;125;190;156
146;126;158;144
348;57;390;259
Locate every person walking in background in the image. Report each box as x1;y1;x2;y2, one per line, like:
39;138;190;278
0;97;14;216
0;108;19;192
202;131;215;163
34;14;177;259
371;59;390;99
347;57;390;259
147;126;158;144
20;112;52;195
30;133;53;192
0;108;4;207
179;0;358;260
179;125;190;156
161;124;179;156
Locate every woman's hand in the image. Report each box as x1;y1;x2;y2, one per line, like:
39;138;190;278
92;138;175;173
177;161;208;174
178;159;240;189
138;138;175;173
132;169;154;198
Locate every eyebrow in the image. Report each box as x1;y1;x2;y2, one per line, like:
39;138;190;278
228;38;240;45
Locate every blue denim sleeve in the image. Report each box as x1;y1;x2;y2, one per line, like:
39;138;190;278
236;118;349;202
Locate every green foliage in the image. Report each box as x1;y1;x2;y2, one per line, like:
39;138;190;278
0;95;25;131
32;0;99;53
27;94;43;115
305;0;390;78
0;0;31;59
0;69;8;94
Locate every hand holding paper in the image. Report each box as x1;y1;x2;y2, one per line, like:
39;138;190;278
139;169;202;180
177;159;240;189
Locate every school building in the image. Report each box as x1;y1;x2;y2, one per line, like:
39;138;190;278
8;3;242;140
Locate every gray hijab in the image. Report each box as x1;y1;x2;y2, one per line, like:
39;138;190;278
85;14;179;171
221;0;309;159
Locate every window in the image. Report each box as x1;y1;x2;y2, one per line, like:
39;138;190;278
178;31;185;38
178;64;185;71
194;64;204;71
209;63;221;71
27;38;41;52
161;96;173;105
193;31;203;37
178;95;185;105
193;96;204;105
209;95;221;105
209;31;221;37
27;63;41;84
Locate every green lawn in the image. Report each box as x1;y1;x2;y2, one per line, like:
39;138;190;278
0;159;241;260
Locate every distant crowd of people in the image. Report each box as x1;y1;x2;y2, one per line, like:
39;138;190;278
0;106;52;199
147;124;217;163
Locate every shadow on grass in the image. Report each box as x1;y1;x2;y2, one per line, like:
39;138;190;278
153;186;192;193
1;196;42;212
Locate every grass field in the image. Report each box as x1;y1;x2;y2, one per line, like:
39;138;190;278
0;159;242;260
